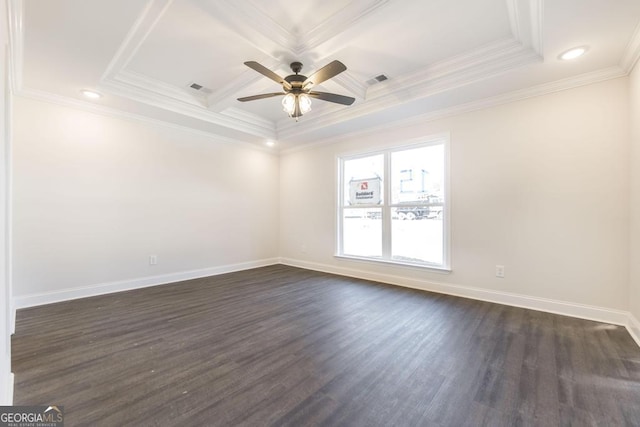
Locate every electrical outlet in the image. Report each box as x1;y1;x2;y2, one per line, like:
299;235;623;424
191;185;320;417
149;255;158;265
495;265;505;278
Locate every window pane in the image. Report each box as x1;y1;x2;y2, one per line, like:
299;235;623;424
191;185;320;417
391;145;444;205
391;207;443;264
344;154;384;205
342;208;382;257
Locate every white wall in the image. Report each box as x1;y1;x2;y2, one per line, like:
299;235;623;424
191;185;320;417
280;78;630;314
630;63;640;331
11;97;279;301
1;0;13;404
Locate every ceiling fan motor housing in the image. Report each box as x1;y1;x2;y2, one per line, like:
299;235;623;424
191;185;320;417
237;59;355;117
285;74;307;92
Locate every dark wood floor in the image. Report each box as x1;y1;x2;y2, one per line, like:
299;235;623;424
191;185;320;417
12;265;640;426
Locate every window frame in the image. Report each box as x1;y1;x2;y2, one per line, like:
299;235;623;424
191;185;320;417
335;135;451;271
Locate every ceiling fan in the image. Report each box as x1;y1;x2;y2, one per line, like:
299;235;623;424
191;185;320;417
237;60;356;120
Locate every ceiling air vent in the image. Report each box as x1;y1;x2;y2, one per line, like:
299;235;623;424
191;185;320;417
366;74;389;85
187;82;212;94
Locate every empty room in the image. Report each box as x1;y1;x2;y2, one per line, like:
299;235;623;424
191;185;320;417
1;0;640;425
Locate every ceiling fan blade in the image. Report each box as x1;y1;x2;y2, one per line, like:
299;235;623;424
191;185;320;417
302;60;347;87
237;92;284;102
244;61;292;90
308;91;355;106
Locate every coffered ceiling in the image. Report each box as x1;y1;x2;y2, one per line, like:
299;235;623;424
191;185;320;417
8;0;640;150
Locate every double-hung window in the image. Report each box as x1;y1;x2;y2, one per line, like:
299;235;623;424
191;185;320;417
337;137;449;270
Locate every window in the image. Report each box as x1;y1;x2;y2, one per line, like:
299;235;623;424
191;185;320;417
337;137;449;269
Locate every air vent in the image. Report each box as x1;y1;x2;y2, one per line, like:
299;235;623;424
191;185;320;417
187;82;213;95
366;74;389;85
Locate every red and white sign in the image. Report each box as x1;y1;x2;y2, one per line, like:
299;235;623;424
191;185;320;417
349;177;381;205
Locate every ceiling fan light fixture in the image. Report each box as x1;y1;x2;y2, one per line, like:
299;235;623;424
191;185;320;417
282;93;312;120
241;60;354;121
299;93;312;114
282;93;296;115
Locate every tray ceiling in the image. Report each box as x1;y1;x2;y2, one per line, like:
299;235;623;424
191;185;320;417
9;0;640;150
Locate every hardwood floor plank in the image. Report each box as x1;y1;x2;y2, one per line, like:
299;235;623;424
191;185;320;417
11;265;640;426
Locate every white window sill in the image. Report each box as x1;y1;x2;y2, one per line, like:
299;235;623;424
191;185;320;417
334;254;451;274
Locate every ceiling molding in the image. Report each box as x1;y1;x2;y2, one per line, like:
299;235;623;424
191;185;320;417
207;2;295;57
296;0;391;55
7;0;24;93
100;77;276;139
205;63;280;112
280;66;627;155
15;0;633;151
220;107;275;127
331;73;368;100
96;0;549;143
507;0;544;57
214;0;392;56
621;21;640;73
14;87;275;154
101;0;175;82
276;0;547;140
198;0;387;107
528;0;544;56
115;69;208;107
277;38;540;140
98;0;279;138
374;38;526;94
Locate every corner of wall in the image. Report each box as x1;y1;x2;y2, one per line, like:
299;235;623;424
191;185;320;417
628;312;640;348
629;57;640;326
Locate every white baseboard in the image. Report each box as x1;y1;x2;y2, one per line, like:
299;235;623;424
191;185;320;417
280;257;632;327
628;314;640;348
13;258;280;310
11;257;640;351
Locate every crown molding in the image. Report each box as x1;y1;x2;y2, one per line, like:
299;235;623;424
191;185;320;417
280;66;626;155
101;77;276;139
621;21;640;73
275;0;550;141
332;72;368;101
114;69;208;107
101;0;175;82
7;0;23;93
373;37;525;95
213;0;392;56
506;0;522;42
528;0;544;56
100;0;281;139
506;0;543;57
207;2;296;58
221;107;276;127
98;0;392;139
97;0;549;143
14;87;275;154
277;0;545;140
205;62;282;112
277;38;541;140
297;0;390;55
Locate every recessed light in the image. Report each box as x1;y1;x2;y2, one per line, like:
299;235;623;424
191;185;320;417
265;140;276;147
81;89;102;99
559;46;588;61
